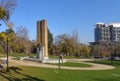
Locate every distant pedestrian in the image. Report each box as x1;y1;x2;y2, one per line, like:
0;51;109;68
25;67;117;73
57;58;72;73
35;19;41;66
60;53;63;63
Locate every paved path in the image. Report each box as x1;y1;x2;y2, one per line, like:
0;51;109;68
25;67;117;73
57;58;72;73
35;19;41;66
1;57;115;70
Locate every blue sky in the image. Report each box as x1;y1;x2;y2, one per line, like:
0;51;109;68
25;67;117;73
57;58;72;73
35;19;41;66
1;0;120;44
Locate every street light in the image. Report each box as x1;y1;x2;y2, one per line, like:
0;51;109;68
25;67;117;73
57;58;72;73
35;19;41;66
109;42;114;64
6;29;9;71
58;44;62;69
58;40;64;69
58;52;61;69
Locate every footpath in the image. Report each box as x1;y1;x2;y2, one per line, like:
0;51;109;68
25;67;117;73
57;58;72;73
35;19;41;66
0;57;115;70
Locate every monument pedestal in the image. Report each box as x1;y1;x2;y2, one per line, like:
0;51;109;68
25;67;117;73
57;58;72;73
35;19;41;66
37;45;49;62
43;57;49;60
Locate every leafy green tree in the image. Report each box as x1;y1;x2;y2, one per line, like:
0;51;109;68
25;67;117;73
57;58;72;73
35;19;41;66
0;32;6;42
0;0;16;53
0;7;6;19
54;34;75;56
48;29;53;54
0;0;16;22
79;45;89;57
0;44;4;52
0;29;16;52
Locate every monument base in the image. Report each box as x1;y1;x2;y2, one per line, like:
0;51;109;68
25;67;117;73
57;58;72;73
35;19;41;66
43;57;49;60
20;56;67;63
42;59;67;63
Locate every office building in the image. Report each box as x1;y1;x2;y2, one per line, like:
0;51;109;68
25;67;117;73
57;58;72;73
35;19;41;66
94;22;120;42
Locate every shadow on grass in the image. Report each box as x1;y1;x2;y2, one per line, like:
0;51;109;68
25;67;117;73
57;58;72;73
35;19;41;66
0;67;45;81
92;78;119;81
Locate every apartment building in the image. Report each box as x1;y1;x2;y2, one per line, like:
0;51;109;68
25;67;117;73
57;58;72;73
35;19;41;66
94;22;120;42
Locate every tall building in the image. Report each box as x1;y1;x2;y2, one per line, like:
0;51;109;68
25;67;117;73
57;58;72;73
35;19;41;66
37;20;48;59
94;22;120;42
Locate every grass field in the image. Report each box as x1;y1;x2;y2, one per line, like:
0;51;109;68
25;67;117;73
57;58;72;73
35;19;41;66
0;53;120;81
0;60;120;81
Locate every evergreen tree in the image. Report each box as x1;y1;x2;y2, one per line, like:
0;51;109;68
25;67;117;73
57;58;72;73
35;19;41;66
48;28;53;54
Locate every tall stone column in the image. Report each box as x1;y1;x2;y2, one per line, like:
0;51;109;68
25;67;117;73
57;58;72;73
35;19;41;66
37;20;48;59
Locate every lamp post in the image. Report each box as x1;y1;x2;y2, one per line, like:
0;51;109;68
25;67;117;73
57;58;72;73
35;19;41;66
58;45;61;69
58;52;61;69
109;42;114;64
58;40;64;69
6;29;9;71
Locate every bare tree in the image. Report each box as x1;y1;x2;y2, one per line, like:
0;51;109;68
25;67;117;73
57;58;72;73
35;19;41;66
14;26;31;55
16;26;29;39
72;29;80;54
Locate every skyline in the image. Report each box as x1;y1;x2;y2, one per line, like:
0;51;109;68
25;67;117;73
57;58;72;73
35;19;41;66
1;0;120;44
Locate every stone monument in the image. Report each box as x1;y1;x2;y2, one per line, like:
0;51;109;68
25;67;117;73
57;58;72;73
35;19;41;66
20;19;67;63
37;20;49;60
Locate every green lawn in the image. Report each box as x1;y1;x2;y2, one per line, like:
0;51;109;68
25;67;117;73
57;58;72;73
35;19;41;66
47;62;92;67
91;60;120;66
0;53;120;81
9;53;36;57
0;60;120;81
0;52;36;58
0;52;6;57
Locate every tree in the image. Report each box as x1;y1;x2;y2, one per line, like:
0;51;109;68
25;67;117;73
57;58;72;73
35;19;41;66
0;0;16;52
0;29;16;52
0;0;16;28
0;32;6;52
31;40;37;54
91;42;112;58
0;0;16;20
0;7;6;19
72;29;80;54
13;26;31;55
79;44;91;58
0;0;16;72
54;34;75;56
6;29;16;53
112;43;120;57
48;29;53;54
